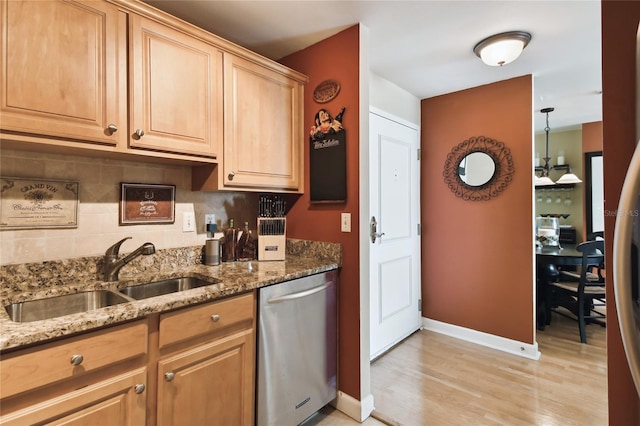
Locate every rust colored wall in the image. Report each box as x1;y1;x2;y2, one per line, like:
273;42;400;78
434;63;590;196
582;121;603;241
582;121;603;153
602;2;640;424
421;76;534;344
279;25;362;400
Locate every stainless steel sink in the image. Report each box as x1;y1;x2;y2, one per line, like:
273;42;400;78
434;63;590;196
4;290;131;323
118;277;217;300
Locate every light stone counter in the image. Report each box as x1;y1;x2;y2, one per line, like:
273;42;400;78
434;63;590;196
0;239;340;352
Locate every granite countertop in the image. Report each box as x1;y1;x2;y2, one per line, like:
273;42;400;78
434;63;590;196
0;239;340;352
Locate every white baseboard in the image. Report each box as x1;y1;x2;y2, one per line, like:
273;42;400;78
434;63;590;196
333;390;375;422
422;317;541;360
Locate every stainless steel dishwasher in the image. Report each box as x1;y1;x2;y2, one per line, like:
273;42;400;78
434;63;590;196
257;270;337;425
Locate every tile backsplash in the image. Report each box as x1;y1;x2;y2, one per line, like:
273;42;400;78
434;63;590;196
1;149;258;265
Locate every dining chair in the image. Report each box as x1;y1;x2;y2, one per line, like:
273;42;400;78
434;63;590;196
550;240;606;343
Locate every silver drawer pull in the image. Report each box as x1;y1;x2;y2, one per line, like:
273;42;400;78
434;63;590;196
134;128;145;138
164;372;175;382
228;171;235;181
211;314;220;322
134;384;145;394
107;124;118;133
70;354;84;366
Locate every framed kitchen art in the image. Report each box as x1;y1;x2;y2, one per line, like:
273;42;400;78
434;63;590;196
0;177;79;229
120;183;175;225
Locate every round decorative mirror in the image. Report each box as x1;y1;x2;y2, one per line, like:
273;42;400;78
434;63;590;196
458;151;496;187
443;136;515;201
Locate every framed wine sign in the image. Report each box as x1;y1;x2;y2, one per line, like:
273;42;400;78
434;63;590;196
0;177;79;229
120;183;175;225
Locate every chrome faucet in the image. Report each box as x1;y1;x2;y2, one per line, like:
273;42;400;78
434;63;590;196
103;237;155;282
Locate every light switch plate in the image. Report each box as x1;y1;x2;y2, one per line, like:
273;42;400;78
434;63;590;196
183;212;196;232
341;212;351;233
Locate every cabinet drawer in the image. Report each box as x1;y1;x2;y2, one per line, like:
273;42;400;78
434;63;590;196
159;293;254;349
0;367;147;426
0;320;148;400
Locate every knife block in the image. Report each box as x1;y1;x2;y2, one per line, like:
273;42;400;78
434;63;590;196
257;217;286;261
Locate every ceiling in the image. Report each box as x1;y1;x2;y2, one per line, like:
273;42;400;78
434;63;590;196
144;0;602;133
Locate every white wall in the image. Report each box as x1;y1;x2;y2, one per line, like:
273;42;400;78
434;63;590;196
369;72;420;125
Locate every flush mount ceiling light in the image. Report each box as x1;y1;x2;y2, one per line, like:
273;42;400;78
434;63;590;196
473;31;532;67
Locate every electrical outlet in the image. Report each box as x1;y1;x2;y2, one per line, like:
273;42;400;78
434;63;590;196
183;212;196;232
205;214;216;232
341;212;351;233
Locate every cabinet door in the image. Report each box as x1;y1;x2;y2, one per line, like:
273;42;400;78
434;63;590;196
0;0;126;146
0;368;147;426
223;54;303;191
157;329;254;426
129;15;223;158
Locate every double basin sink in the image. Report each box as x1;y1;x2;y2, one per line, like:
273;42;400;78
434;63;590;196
4;277;218;323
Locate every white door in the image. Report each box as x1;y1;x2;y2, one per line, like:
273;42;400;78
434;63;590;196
369;109;421;360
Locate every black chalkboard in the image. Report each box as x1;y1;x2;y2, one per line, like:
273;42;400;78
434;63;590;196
310;130;346;203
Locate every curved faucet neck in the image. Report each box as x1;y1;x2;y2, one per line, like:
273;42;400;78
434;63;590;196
103;239;155;282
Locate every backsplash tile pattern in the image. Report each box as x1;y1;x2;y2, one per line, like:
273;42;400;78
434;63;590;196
1;149;258;265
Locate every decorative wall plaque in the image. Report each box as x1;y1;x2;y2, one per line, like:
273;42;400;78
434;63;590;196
313;79;341;104
120;183;175;225
0;177;79;229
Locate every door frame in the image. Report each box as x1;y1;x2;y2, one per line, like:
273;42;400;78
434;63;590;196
355;105;420;419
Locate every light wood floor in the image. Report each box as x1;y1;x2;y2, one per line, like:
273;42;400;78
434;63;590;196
369;312;607;425
310;311;606;425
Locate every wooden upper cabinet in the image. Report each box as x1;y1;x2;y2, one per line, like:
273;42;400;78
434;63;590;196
129;14;223;158
0;0;127;146
222;54;304;191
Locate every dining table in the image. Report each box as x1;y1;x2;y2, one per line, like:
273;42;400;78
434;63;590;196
535;243;605;330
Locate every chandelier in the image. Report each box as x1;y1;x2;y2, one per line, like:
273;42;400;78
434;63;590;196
535;107;582;186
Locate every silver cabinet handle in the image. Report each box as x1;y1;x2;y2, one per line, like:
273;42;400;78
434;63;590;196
70;354;84;366
134;384;145;394
228;171;235;181
164;372;175;382
107;124;118;133
134;129;145;138
211;314;220;322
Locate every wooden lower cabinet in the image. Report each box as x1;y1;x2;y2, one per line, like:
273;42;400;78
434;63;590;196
156;329;255;426
155;292;256;426
0;293;256;426
0;320;149;426
0;368;147;426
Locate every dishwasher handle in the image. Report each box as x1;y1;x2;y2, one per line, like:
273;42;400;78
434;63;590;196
267;281;332;304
